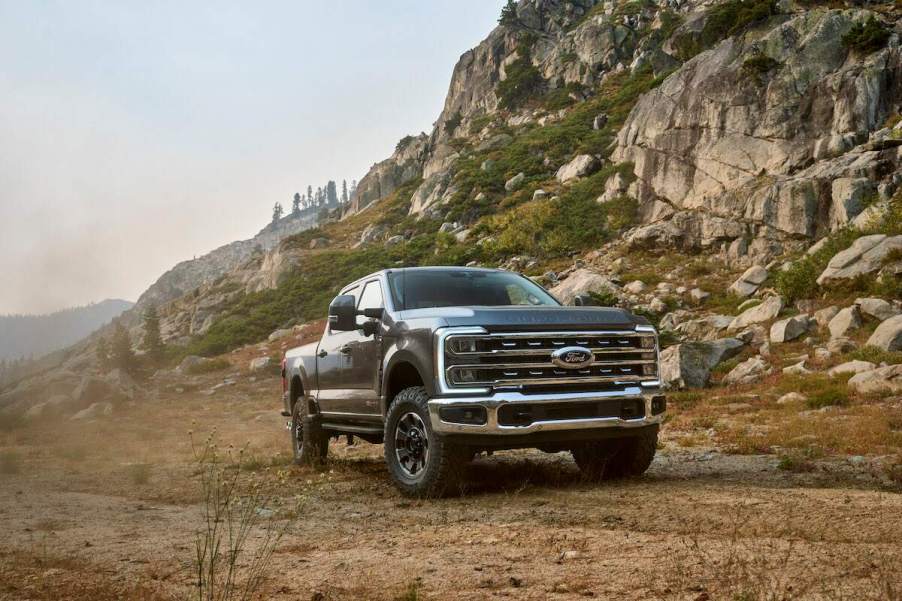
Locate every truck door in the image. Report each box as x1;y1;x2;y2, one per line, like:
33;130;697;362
340;279;384;416
315;285;359;413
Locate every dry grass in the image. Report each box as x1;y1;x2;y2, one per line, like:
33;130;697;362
0;550;165;601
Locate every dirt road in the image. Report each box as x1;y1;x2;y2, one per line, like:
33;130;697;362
1;376;900;600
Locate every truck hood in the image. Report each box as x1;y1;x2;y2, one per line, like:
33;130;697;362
396;306;647;331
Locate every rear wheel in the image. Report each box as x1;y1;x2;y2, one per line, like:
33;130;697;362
571;427;658;480
290;400;329;466
384;386;467;497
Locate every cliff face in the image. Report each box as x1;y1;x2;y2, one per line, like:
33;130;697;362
613;8;902;264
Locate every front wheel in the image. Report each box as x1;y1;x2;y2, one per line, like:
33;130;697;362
384;387;467;498
290;400;329;466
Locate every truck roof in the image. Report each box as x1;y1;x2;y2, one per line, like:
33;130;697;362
345;266;504;289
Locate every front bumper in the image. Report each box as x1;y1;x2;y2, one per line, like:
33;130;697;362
427;384;665;435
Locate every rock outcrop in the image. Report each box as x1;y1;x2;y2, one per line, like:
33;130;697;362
612;9;902;264
660;338;744;389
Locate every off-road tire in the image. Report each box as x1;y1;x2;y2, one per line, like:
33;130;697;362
572;426;658;480
384;386;467;498
290;401;329;466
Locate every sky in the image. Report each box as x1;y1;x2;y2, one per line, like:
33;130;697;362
0;0;505;315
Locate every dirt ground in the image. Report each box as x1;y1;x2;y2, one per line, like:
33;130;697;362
1;370;900;601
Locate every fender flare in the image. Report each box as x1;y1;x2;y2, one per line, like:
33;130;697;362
381;348;435;414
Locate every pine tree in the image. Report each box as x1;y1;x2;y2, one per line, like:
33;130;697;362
326;181;338;207
350;180;357;199
341;180;349;204
142;306;165;364
96;336;110;371
110;321;135;372
272;202;283;222
292;192;302;216
499;0;519;26
307;185;313;208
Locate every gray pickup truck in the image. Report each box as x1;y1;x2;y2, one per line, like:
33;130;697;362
281;266;665;497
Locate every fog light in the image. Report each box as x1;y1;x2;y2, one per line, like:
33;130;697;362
439;406;487;425
642;363;657;376
652;396;666;415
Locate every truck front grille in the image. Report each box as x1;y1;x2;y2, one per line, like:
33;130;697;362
443;330;658;389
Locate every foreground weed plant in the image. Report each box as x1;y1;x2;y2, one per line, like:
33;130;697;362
191;432;298;601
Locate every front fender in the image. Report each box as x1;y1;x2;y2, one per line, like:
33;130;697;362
381;345;436;413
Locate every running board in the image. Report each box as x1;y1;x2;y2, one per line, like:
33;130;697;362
321;422;384;436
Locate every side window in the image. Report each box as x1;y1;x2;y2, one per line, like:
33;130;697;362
356;281;384;326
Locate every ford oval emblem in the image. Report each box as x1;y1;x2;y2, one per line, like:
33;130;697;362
551;346;595;370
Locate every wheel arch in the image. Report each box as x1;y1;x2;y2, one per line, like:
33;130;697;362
382;351;433;415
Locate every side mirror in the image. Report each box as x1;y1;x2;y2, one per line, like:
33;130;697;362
328;295;357;331
573;294;597;307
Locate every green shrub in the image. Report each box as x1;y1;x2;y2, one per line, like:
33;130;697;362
605;196;638;230
842;17;891;54
848;347;902;366
588;289;622;307
774;229;859;303
675;0;780;60
742;53;781;83
186;357;232;375
444;111;462;135
498;52;545;111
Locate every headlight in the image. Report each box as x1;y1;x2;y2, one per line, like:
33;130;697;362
640;336;656;349
449;337;478;354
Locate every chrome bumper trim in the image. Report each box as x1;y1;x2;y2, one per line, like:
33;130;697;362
427;387;665;435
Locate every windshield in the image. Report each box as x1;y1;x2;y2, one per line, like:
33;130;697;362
388;270;560;310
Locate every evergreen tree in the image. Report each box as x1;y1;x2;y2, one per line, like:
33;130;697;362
142;306;165;364
316;187;324;206
307;185;313;208
326;181;338;207
350;180;357;199
341;180;349;204
96;336;110;371
110;321;135;372
272;202;283;222
292;192;302;216
499;0;519;26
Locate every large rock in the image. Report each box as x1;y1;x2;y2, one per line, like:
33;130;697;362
813;306;841;329
728;296;784;331
828;360;877;377
828;306;862;339
673;314;733;341
505;172;526;192
73;376;116;404
866;315;902;351
178;355;209;374
817;235;902;285
770;314;809;344
728;265;768;298
71;402;114;421
555;155;600;183
855;298;900;322
722;356;772;386
548;269;621;305
660;338;745;389
829;177;873;231
249;357;272;372
847;365;902;395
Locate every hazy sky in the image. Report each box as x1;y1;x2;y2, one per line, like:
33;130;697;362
0;0;505;315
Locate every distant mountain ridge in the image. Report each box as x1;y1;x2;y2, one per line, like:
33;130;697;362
0;299;133;361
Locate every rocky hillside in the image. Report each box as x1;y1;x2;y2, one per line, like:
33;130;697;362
3;0;902;432
133;211;318;317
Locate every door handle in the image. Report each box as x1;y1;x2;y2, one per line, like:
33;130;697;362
317;350;328;358
339;345;352;355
